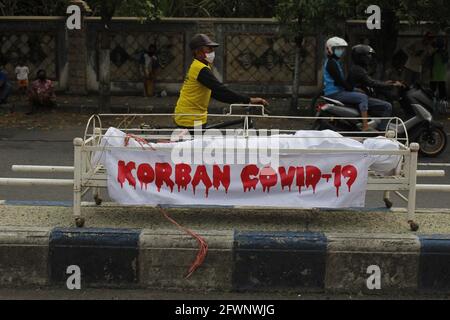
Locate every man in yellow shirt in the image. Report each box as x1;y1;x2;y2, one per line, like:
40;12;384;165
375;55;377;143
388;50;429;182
174;34;268;129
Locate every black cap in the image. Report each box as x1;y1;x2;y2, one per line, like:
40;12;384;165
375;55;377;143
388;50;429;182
189;34;219;50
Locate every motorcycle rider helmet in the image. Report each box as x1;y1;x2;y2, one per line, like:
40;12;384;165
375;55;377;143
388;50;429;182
351;44;376;67
326;37;348;56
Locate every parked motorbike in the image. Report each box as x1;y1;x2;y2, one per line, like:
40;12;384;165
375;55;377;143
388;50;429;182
312;85;448;157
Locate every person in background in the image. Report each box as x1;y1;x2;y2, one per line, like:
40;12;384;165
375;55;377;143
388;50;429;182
27;69;56;115
0;66;12;105
404;32;434;86
322;37;372;131
429;36;448;102
383;50;408;102
15;59;29;97
140;44;160;97
348;45;403;130
174;33;268;129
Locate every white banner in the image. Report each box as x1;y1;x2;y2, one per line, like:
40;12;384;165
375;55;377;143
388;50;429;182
105;149;371;209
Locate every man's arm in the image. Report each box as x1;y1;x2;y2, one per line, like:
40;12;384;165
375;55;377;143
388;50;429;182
352;65;392;89
197;67;251;104
326;59;353;91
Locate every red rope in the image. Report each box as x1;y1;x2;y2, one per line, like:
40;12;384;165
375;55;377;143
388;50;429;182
158;206;208;279
125;132;207;278
124;134;156;150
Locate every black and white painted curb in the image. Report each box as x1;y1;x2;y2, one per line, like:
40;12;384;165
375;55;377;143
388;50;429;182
1;226;450;294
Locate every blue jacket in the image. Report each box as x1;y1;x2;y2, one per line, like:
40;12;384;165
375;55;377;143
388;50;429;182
323;57;348;96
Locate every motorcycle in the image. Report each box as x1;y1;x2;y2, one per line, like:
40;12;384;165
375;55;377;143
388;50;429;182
312;85;448;157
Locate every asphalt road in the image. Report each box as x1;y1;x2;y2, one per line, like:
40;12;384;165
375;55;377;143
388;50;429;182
0;119;449;300
0;123;449;209
1;288;449;300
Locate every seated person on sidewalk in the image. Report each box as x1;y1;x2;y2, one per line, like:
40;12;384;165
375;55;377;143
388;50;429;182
27;69;56;115
0;67;12;105
323;37;371;131
348;45;403;130
174;33;268;129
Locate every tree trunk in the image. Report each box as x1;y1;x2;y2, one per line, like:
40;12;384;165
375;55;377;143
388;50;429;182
376;9;399;79
98;30;111;113
291;45;301;110
291;34;304;111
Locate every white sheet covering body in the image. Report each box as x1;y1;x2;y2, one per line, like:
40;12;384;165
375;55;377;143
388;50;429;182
93;128;402;208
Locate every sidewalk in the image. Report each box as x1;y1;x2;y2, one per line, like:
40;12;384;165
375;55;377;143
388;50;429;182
1;94;302;115
0;94;312;131
1;94;448;133
2;93;448;119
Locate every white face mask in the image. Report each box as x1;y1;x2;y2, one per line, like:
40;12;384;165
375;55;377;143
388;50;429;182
205;51;215;64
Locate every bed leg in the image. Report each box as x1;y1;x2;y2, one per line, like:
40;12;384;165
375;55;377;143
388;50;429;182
93;187;102;206
74;138;85;228
383;191;393;209
407;143;419;232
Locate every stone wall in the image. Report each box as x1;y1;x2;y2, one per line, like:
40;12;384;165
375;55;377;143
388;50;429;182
83;17;321;96
0;16;448;97
0;17;67;90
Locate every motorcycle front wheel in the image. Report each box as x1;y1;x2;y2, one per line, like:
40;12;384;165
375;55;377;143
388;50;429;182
413;127;448;158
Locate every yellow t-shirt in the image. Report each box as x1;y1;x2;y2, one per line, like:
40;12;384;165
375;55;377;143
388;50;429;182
174;59;211;127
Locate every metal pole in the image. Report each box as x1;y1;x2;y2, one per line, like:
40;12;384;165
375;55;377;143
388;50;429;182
416;170;446;177
394;191;409;203
12;165;74;173
416;185;450;192
0;178;73;186
418;163;450;167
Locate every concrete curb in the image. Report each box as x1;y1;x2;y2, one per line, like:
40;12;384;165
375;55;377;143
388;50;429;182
1;226;450;294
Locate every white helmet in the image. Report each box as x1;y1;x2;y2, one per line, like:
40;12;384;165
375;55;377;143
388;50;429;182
326;37;348;55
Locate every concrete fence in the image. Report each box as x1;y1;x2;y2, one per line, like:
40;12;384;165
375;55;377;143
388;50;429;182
0;16;448;97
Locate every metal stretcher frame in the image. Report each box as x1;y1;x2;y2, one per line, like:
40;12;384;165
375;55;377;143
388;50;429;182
1;105;448;231
70;106;430;231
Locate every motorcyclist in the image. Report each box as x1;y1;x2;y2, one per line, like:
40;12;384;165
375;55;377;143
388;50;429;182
322;37;371;131
348;45;404;130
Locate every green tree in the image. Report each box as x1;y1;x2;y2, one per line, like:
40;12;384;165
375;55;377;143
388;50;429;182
277;0;450;107
83;0;159;112
0;0;67;16
156;0;276;18
276;0;350;109
402;0;450;31
341;0;450;76
338;0;406;78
